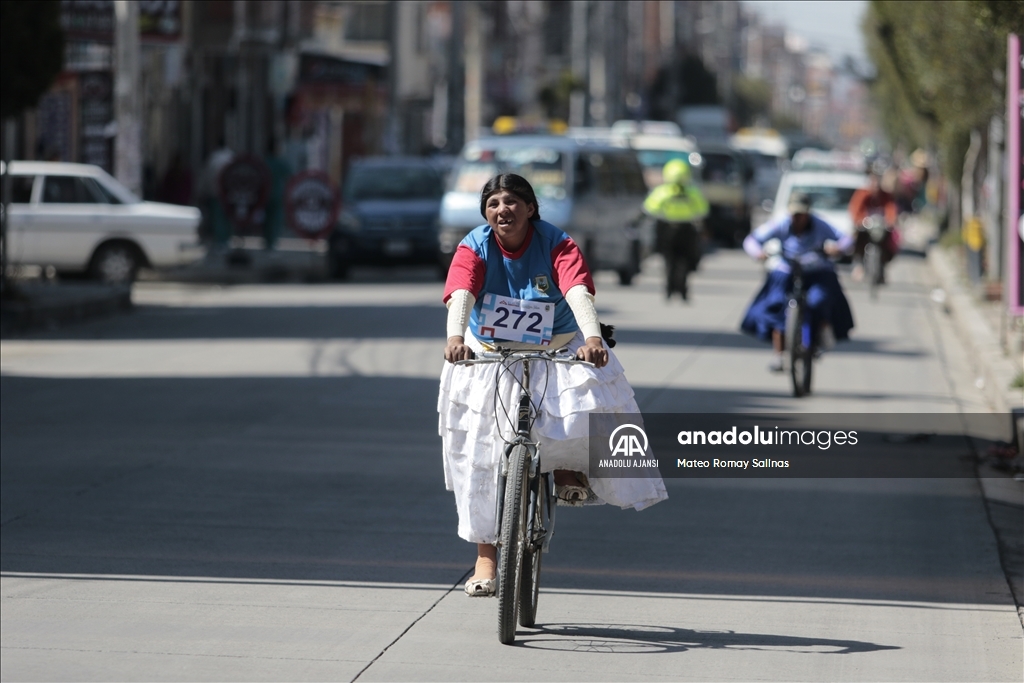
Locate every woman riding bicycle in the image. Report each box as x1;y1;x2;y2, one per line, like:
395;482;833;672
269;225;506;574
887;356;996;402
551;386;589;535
741;192;855;372
440;173;668;597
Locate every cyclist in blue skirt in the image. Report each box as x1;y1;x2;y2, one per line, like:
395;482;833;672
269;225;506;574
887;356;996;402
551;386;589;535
741;193;855;372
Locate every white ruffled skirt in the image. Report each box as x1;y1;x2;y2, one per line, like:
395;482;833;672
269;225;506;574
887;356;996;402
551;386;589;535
438;331;668;544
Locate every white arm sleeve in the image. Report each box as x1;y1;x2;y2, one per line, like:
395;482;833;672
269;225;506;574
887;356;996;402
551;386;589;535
446;289;475;340
564;284;602;341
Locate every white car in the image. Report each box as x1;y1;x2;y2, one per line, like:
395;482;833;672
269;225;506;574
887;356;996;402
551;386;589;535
3;161;203;282
766;170;868;237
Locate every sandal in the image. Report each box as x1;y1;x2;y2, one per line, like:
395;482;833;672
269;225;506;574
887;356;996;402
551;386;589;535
464;578;496;597
556;485;590;506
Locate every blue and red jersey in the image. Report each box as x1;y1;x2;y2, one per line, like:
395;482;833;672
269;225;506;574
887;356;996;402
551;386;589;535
443;220;595;343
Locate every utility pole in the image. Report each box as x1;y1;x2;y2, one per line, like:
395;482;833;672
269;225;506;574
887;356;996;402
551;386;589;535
114;0;141;196
464;1;482;144
570;1;588;127
1;119;14;294
446;1;465;154
386;0;401;155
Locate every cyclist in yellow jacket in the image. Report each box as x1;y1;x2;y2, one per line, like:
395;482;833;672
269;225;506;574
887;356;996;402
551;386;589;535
643;159;709;300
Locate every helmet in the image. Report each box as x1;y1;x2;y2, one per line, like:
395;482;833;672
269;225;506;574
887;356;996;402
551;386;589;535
663;159;692;186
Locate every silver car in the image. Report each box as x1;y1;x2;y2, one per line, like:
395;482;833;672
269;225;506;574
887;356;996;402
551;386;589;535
3;161;202;282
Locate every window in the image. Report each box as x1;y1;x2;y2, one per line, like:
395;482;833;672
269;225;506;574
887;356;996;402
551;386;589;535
635;150;690;170
344;166;444;202
344;2;388;41
606;152;648;196
579;152;646;197
84;177;122;204
789;185;858;212
701;153;739;183
42;176;100;203
9;176;35;203
454;147;567;200
544;3;570;57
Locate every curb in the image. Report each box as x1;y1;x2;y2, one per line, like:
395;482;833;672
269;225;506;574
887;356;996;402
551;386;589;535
927;246;1023;414
0;283;132;335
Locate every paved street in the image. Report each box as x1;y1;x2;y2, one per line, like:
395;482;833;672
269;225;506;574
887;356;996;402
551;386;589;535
2;250;1021;681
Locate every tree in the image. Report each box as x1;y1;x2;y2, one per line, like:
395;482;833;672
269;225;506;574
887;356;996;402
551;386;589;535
732;76;772;127
647;53;720;121
0;0;65;120
971;0;1024;34
862;0;1005;227
538;70;585;122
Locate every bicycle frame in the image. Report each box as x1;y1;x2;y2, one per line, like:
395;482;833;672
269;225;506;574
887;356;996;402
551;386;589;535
458;348;590;553
788;260;813;350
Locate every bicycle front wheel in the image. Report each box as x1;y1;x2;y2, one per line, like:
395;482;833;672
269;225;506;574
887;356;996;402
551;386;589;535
497;444;529;644
786;303;812;397
518;473;549;628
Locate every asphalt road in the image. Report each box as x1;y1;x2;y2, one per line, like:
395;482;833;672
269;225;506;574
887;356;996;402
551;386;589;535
1;249;1021;681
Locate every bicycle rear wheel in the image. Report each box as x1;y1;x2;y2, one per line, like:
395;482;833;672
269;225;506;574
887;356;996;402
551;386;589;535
865;243;881;300
497;444;529;644
518;473;549;627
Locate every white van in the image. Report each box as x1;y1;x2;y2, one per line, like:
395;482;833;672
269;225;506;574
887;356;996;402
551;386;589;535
438;135;649;284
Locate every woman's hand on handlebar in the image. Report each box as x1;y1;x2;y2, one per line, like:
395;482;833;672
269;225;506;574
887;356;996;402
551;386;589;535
577;336;608;368
445;336;475;363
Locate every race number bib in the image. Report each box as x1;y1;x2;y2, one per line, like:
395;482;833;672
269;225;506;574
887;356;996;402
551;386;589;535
478;294;554;345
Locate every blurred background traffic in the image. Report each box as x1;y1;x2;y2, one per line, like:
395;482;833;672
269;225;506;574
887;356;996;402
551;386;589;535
0;1;1019;305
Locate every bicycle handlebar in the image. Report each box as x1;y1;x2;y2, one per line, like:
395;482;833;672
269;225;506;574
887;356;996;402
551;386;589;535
455;348;595;368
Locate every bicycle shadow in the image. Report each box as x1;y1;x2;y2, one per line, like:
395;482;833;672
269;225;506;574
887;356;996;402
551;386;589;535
514;622;900;655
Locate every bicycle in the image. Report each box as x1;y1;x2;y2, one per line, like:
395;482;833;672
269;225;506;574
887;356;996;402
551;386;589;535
782;251;828;398
457;347;593;644
859;215;887;300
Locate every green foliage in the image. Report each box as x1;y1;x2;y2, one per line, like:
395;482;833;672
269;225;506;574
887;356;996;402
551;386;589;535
938;227;963;248
770;112;803;134
971;0;1024;34
0;0;64;120
732;75;772;127
863;1;1005;183
538;70;585;122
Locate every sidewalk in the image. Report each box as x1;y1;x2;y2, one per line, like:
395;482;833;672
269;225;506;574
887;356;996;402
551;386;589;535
927;243;1024;624
928;245;1023;414
146;238;329;285
0;281;131;336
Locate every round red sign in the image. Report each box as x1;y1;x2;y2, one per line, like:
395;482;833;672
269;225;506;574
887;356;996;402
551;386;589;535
285;170;340;239
218;154;271;232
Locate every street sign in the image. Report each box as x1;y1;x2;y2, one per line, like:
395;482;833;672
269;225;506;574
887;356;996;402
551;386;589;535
284;171;340;240
1008;35;1023;315
218;155;270;234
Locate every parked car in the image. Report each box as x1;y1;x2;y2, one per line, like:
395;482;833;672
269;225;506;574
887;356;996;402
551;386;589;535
438;134;649;285
696;145;754;246
766;170;868;238
2;161;202;282
327;157;446;279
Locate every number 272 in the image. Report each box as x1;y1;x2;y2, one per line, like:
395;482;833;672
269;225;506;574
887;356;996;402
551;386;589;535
493;306;542;332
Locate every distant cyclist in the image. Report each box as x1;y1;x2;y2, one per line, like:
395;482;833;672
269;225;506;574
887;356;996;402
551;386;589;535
643;159;709;300
741;192;855;372
440;173;667;597
848;170;899;283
